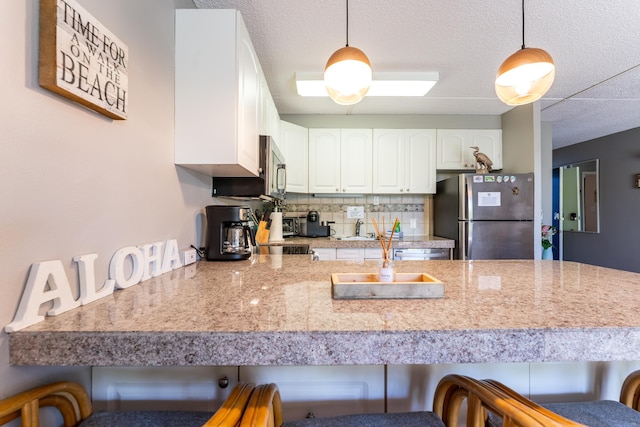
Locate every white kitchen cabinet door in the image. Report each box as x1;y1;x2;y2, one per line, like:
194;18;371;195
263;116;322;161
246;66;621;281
175;10;260;177
236;29;260;174
372;129;405;193
310;247;336;260
336;248;365;260
239;366;385;421
436;129;471;170
259;74;280;142
91;367;238;412
309;129;372;194
373;129;436;194
405;129;437;193
364;248;383;259
308;129;341;193
436;129;502;170
280;121;308;193
469;129;502;170
340;129;373;193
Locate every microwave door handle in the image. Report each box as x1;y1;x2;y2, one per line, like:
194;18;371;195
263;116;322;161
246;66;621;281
276;163;286;194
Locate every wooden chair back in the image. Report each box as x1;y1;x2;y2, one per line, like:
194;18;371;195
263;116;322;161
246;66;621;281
239;383;283;427
0;381;255;427
0;381;93;427
477;378;587;426
620;369;640;410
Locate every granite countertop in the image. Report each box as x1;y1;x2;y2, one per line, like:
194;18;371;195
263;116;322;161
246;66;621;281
270;235;455;249
9;257;640;367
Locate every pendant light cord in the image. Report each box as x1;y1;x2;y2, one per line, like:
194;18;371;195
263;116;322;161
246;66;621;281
345;0;350;47
521;0;526;49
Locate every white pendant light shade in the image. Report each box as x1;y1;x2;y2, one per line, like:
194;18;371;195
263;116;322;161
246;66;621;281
495;47;555;105
324;46;372;105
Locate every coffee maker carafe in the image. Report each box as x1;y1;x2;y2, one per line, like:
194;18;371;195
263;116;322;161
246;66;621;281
205;205;256;261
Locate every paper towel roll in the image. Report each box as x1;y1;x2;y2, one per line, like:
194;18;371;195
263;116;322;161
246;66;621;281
269;212;284;242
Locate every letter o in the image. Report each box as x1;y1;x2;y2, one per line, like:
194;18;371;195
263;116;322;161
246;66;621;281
70;43;81;58
109;246;144;289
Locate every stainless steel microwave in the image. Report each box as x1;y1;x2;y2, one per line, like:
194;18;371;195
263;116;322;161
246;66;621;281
211;135;286;199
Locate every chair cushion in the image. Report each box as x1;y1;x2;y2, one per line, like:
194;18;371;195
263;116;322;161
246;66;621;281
487;400;640;427
544;400;640;427
78;410;214;427
282;411;445;427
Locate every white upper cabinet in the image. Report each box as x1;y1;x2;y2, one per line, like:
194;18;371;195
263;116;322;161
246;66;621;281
436;129;502;170
259;74;281;145
308;129;373;194
280;121;308;193
340;129;373;193
373;129;436;194
175;10;262;177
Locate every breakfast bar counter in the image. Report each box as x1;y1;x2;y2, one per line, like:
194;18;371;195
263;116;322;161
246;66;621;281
9;257;640;366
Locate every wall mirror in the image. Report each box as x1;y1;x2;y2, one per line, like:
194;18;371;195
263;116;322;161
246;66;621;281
560;159;600;233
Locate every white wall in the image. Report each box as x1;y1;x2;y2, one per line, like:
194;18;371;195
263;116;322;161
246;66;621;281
501;103;543;258
0;0;214;401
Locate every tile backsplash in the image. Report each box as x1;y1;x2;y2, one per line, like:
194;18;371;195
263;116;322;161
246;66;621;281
282;194;433;237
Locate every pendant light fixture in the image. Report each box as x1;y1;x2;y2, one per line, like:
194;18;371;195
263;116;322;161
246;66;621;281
495;0;555;106
324;0;372;105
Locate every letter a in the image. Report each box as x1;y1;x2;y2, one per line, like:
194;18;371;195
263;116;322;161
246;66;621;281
4;261;81;332
74;254;115;305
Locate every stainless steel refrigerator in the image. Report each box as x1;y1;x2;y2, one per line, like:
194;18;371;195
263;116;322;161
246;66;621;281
434;173;534;260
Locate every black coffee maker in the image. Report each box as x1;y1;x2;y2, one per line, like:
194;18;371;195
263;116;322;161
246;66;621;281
302;210;330;237
205;205;256;261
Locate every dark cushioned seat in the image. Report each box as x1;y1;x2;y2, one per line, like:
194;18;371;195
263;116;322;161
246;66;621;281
543;400;640;427
282;411;445;427
488;400;640;427
78;410;215;427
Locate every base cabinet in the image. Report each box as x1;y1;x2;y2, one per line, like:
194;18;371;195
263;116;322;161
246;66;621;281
310;248;337;261
312;248;383;261
239;365;385;421
91;361;640;424
91;367;238;412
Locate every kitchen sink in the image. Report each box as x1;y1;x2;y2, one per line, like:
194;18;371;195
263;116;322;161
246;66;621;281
335;236;377;241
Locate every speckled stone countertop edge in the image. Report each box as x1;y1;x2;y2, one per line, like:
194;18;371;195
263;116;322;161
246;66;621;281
10;327;640;366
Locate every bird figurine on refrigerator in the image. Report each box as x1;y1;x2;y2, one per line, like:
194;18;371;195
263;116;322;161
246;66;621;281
470;146;493;174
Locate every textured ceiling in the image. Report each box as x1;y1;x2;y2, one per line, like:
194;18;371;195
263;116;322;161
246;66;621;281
192;0;640;148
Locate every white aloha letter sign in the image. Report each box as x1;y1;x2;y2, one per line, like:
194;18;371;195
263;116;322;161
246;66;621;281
5;239;183;332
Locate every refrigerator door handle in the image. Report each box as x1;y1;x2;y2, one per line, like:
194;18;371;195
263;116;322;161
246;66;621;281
459;221;469;260
459;176;469;220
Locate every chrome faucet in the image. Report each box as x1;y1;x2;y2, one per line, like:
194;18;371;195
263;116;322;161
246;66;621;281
355;219;363;236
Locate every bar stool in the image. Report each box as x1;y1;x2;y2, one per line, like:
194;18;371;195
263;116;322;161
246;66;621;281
0;380;255;427
484;369;640;427
238;374;582;427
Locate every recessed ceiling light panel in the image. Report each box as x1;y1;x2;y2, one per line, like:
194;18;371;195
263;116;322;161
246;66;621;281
296;72;439;97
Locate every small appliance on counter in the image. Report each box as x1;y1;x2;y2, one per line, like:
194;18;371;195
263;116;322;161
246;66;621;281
205;205;256;261
299;210;331;237
282;216;300;237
